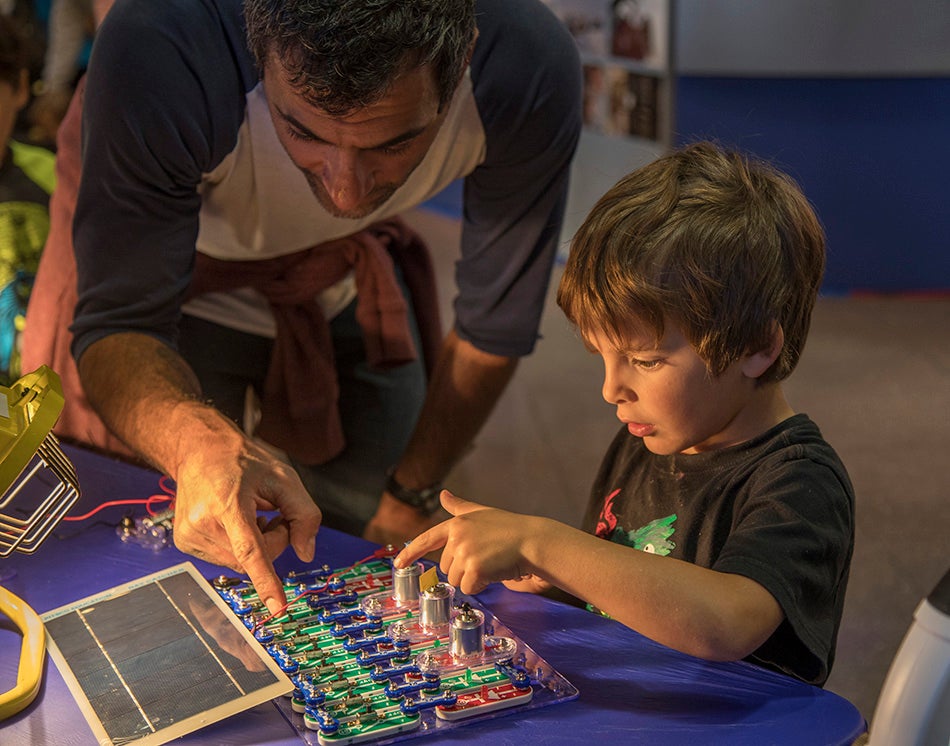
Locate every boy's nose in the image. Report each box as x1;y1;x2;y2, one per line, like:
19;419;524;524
602;363;633;405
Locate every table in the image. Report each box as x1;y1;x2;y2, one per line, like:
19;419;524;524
1;444;867;745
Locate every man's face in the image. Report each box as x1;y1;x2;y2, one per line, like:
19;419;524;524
263;57;450;219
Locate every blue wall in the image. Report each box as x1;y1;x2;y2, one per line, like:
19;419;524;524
675;77;950;294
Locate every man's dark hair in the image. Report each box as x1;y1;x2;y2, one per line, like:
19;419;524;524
244;0;476;115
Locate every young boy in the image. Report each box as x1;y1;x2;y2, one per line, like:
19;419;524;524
395;141;855;686
0;13;56;384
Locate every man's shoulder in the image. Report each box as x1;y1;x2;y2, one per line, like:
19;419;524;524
471;0;580;91
86;0;255;168
97;0;253;82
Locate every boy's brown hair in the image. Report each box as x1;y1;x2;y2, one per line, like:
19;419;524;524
557;141;826;383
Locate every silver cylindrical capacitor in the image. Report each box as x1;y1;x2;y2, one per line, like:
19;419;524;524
420;582;454;629
392;561;423;604
451;605;484;658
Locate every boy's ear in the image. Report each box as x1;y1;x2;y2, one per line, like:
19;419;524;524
741;322;784;380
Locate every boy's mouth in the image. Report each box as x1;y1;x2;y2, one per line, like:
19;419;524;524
626;421;656;438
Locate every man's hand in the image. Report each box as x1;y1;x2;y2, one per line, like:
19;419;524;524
362;492;443;548
173;430;321;616
77;333;322;618
393;490;544;595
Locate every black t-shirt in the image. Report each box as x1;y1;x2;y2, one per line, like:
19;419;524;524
583;414;855;685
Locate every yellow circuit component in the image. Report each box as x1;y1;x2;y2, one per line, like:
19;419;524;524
0;584;45;720
0;366;80;556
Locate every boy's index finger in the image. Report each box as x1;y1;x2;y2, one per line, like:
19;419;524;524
438;490;487;516
394;521;450;567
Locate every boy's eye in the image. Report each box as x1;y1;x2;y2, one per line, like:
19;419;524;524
628;357;662;369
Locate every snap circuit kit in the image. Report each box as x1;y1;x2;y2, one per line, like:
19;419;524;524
214;551;578;745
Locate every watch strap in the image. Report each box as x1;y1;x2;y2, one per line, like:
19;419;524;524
385;470;442;515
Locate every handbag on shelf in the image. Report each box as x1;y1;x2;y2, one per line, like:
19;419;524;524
611;1;650;61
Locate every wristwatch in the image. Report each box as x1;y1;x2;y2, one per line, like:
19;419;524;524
385;468;442;516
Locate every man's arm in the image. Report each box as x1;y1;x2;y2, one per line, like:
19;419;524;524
78;332;322;615
363;329;517;545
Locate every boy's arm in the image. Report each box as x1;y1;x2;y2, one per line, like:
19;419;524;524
397;492;783;662
527;520;784;661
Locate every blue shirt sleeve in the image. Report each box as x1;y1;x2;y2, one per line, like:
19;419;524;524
457;0;582;357
70;0;253;361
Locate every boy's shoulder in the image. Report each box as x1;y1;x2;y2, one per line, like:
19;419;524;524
600;414;845;474
743;414;852;491
588;414;854;530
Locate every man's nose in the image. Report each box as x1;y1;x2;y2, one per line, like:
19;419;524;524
322;149;374;211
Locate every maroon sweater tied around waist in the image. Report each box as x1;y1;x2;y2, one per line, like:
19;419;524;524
188;218;441;465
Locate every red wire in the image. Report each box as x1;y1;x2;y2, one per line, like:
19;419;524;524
64;477;177;522
340;545;400;574
62;495;175;522
145;494;175;517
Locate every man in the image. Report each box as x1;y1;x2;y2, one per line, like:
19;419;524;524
65;0;581;614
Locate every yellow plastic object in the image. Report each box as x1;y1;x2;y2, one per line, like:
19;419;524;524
0;584;45;720
0;366;80;556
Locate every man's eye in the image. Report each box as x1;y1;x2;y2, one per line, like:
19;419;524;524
378;142;412;156
286;127;314;142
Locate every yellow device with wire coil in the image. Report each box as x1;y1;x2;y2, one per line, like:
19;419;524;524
0;365;80;556
0;365;81;720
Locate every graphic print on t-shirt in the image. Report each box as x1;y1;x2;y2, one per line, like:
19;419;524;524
587;488;678;618
594;487;676;555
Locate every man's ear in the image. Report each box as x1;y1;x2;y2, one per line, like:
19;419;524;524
741;322;784;380
441;29;478;113
465;28;479;68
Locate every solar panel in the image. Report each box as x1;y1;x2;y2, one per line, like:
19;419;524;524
41;562;292;745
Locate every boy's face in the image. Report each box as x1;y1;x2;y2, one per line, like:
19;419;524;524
587;321;788;455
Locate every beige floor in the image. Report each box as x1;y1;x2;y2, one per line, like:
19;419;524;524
403;206;950;724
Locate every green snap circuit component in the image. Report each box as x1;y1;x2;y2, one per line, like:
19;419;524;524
214;553;578;745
